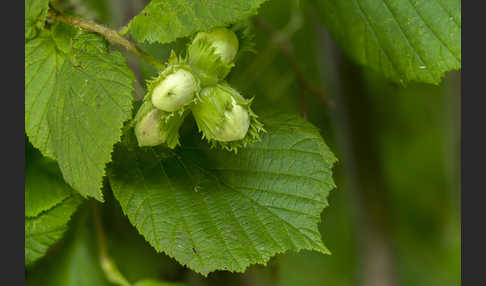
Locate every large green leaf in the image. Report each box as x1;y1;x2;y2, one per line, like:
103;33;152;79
101;191;186;283
25;195;83;266
25;0;50;39
109;113;337;275
26;32;63;159
25;24;77;160
48;33;135;201
128;0;269;44
313;0;461;84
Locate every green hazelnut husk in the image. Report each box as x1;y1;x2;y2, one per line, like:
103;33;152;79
193;28;239;64
192;82;265;152
146;61;200;113
134;101;188;148
187;28;239;86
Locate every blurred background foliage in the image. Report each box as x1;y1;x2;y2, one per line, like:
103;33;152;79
33;0;460;285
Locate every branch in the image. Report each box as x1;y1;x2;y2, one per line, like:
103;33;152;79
48;9;165;71
253;17;335;109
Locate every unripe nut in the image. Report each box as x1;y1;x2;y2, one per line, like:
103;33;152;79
193;84;252;143
151;69;197;112
214;99;250;142
134;109;165;147
193;28;239;64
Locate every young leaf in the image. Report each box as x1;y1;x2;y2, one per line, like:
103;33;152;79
25;31;64;160
25;0;50;39
128;0;269;44
109;113;337;275
313;0;461;84
25;195;83;266
48;33;136;201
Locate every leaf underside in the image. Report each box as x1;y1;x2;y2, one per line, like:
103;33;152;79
128;0;269;44
314;0;461;84
109;113;337;275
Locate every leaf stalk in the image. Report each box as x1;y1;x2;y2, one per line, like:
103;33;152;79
92;201;131;286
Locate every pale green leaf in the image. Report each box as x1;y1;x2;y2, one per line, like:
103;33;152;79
109;113;337;275
313;0;461;84
25;195;83;266
48;33;136;201
128;0;269;44
25;0;50;39
25;31;65;160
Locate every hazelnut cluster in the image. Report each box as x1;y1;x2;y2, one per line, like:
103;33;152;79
134;27;264;152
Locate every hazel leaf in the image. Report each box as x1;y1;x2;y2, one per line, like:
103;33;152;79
109;112;337;275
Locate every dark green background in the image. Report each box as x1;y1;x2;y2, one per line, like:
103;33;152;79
27;0;460;285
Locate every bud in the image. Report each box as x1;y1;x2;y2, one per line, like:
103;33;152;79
134;101;188;148
193;28;239;64
192;83;265;152
187;28;239;86
149;65;199;112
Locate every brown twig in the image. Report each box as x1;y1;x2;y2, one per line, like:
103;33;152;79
47;9;165;71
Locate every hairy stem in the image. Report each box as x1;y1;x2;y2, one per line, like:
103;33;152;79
48;9;165;71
